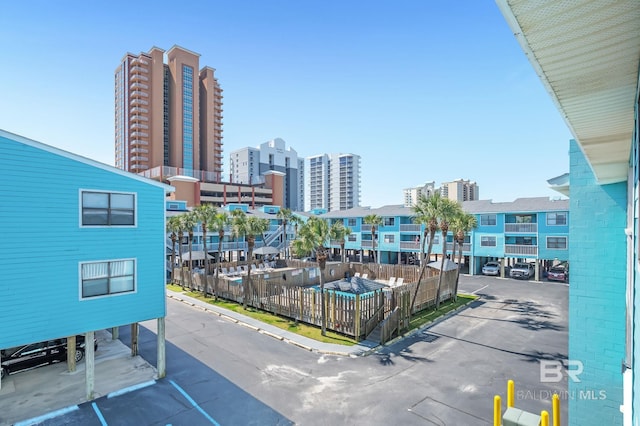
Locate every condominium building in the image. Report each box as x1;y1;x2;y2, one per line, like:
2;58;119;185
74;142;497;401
403;181;436;207
115;45;224;181
229;138;303;210
304;153;360;212
440;179;479;202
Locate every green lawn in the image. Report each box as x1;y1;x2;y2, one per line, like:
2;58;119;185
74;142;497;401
166;284;476;346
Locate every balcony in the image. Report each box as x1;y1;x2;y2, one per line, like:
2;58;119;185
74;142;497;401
131;90;149;98
131;148;148;154
400;224;421;232
130;98;148;106
505;223;537;233
130;131;148;138
361;241;374;248
130;73;149;82
130;139;148;147
400;241;420;250
131;155;149;162
131;107;149;114
504;244;538;256
130;66;148;73
361;225;372;232
131;115;149;122
131;57;149;66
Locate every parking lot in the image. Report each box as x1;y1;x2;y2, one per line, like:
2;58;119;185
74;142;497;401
1;274;568;425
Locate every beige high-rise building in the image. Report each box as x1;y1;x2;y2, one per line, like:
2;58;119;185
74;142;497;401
115;46;223;181
440;179;479;202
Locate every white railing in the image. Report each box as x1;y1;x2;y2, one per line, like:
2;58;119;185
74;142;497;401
505;223;537;233
505;244;538;255
400;224;421;232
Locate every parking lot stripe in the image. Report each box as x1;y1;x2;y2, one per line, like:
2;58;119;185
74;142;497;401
14;405;79;426
472;285;488;294
91;402;108;426
169;379;220;425
108;380;156;398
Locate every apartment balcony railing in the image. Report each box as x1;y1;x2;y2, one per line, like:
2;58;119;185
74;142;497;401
400;241;420;250
130;66;148;73
504;244;538;255
400;224;421;232
361;225;372;232
131;90;149;98
505;223;537;233
130;98;149;106
361;241;373;248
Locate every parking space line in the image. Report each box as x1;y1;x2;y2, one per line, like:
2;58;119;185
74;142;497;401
91;402;108;426
471;285;488;295
14;405;79;426
108;380;156;398
169;379;220;425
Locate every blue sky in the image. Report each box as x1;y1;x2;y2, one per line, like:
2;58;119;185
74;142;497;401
0;1;572;207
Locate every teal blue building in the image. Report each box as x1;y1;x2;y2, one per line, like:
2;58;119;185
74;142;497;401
0;130;172;393
497;1;639;424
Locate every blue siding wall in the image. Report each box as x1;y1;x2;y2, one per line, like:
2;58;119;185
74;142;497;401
568;140;626;425
0;135;167;348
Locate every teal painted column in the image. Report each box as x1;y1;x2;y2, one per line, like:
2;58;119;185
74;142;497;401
568;139;626;425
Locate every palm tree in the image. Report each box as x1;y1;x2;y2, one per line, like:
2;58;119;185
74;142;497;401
175;216;187;290
231;211;269;309
210;211;230;301
181;212;198;290
276;208;294;259
193;204;217;296
410;192;445;313
435;199;463;309
451;211;477;301
166;216;182;284
289;215;303;258
293;217;330;335
329;221;352;263
363;214;383;263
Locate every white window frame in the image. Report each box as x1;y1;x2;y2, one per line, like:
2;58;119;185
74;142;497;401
384;234;395;243
481;236;497;247
79;189;137;228
546;236;568;250
480;214;497;226
383;217;395;227
547;212;568;226
79;258;137;300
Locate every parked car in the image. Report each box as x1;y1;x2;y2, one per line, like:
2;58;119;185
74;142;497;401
1;335;97;379
548;262;569;283
482;261;501;276
509;262;536;279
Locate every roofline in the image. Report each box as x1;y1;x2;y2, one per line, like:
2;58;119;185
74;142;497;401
1;129;174;193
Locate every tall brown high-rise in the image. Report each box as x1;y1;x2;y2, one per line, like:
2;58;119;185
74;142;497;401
115;45;223;181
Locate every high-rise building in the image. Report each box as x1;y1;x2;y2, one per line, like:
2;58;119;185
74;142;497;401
403;181;436;207
440;179;479;202
229;138;302;210
304;153;360;212
115;46;223;180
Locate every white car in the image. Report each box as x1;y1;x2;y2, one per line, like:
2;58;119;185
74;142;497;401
482;261;501;276
509;263;535;279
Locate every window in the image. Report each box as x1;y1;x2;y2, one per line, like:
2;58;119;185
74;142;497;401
82;191;135;226
480;215;497;226
481;236;497;247
384;217;395;226
547;212;567;226
348;234;357;242
347;218;356;227
384;234;394;243
547;237;567;249
81;259;135;298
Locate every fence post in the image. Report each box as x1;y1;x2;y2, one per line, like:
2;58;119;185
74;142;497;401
355;294;361;339
311;289;316;324
299;287;304;322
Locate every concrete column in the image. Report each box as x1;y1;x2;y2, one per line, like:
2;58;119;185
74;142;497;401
131;323;139;356
85;331;95;400
534;259;540;282
111;327;119;340
67;335;77;372
500;258;505;278
157;317;166;379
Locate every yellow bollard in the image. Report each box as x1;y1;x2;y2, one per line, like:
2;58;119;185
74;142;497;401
507;379;515;408
494;395;501;426
552;394;560;426
541;410;549;426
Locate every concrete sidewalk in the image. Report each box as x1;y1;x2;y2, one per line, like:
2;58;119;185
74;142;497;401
166;289;379;357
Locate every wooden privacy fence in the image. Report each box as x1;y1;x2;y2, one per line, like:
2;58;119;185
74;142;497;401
172;262;458;342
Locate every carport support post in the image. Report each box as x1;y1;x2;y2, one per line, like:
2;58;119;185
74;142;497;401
112;326;119;340
85;331;95;400
67;335;77;372
157;317;166;378
534;259;540;282
131;323;139;356
500;258;505;278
